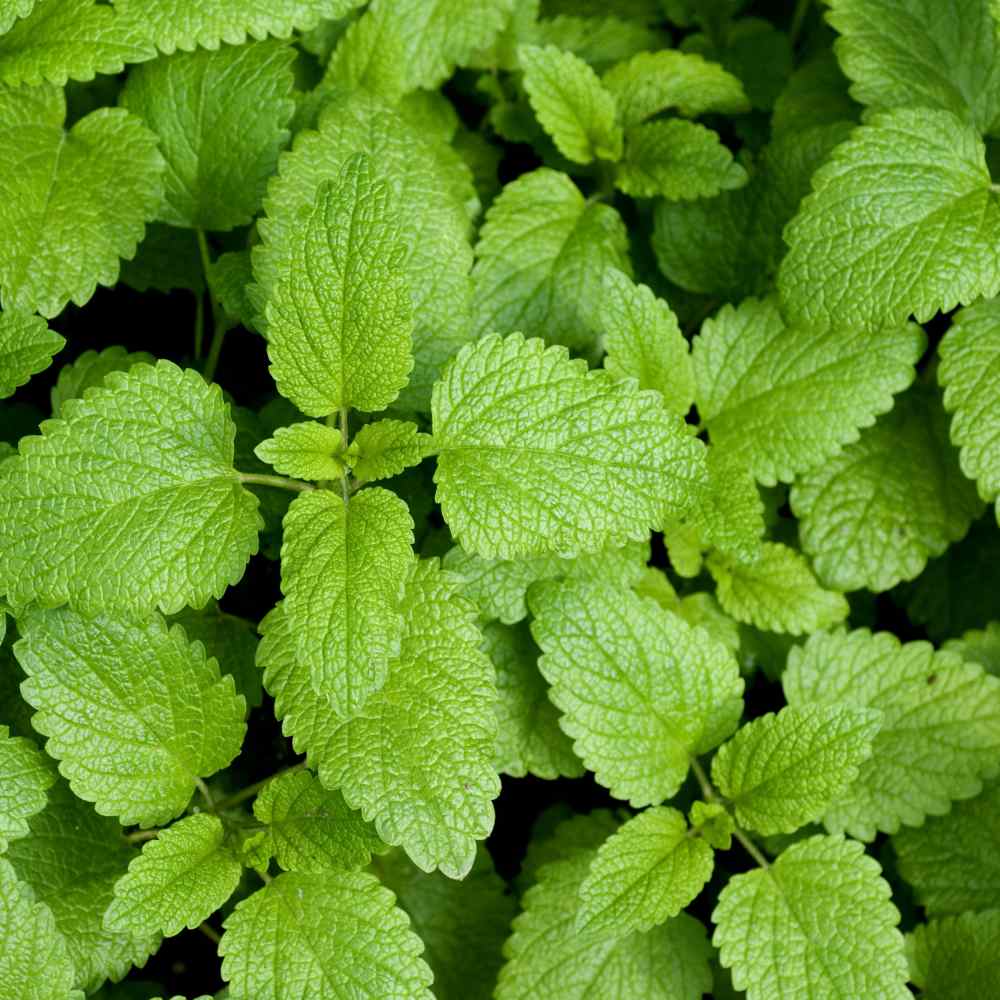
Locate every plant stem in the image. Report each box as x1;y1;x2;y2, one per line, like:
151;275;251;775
733;828;770;870
195;227;231;383
258;869;273;885
339;406;351;504
212;762;305;813
194;291;204;360
689;756;715;802
237;472;315;493
195;776;216;811
199;922;222;945
125;828;160;844
790;0;812;47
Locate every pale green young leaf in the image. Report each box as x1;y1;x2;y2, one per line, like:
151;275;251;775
689;801;734;850
0;311;62;399
15;607;246;827
827;0;1000;134
707;543;848;635
617;119;747;201
940;298;1000;503
281;488;413;711
470;168;629;351
577;807;714;938
322;11;408;103
791;386;983;592
711;705;881;836
0;91;164;318
0;361;261;617
907;910;1000;999
518;43;622;164
254;421;343;482
894;778;1000;916
433;333;707;559
120;41;295;231
780;109;1000;333
712;835;909;1000
49;346;154;417
485;621;583;780
105;814;242;939
694;296;925;486
251;769;383;873
348;419;430;483
0;726;53;852
220;871;433;1000
529;577;744;806
944;622;1000;676
784;629;1000;839
599;268;693;416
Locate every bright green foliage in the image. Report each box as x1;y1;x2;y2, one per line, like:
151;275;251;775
0;0;34;35
433;333;706;559
599;268;693;415
693;296;924;485
0;85;164;317
470;168;629;350
0;726;52;852
120;41;295;231
531;15;663;71
577;807;714;937
254;421;344;482
0;311;63;398
48;346;154;417
707;543;849;635
940;298;1000;503
281;488;413;710
945;622;1000;676
827;0;1000;133
219;870;434;1000
780;109;1000;332
713;835;909;1000
711;705;881;836
0;361;261;616
689;801;734;849
105;814;241;939
210;250;254;328
784;629;1000;839
348;419;431;483
248;769;384;873
907;910;1000;998
893;778;1000;916
529;577;743;805
15;606;246;827
792;386;983;592
518;44;622;163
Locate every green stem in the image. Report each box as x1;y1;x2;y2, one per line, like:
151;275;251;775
195;776;216;811
237;472;315;493
125;828;160;844
212;762;305;813
194;291;205;360
339;406;351;504
733;827;770;870
258;869;273;885
199;922;222;945
195;228;231;383
790;0;812;47
689;756;715;802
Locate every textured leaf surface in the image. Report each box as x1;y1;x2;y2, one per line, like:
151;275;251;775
693;296;924;486
530;577;743;806
0;0;34;35
281;488;413;711
48;346;153;417
220;871;433;1000
0;726;53;852
792;386;983;592
0;361;261;617
713;835;909;1000
15;607;246;827
119;223;203;295
0;311;63;399
780;108;1000;332
433;333;706;559
711;705;880;836
907;910;1000;999
348;419;430;483
254;421;343;482
120;41;295;231
784;629;1000;839
945;622;1000;677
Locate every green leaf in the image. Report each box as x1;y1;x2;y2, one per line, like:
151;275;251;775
347;419;430;483
712;835;909;1000
0;311;63;399
827;0;1000;134
432;332;707;559
792;385;983;592
518;43;622;164
711;705;881;836
0;726;53;853
707;543;849;635
780;108;1000;333
260;560;499;878
254;421;343;482
118;224;203;296
617;119;747;200
210;250;255;329
49;346;154;417
281;487;413;711
603;48;748;127
944;622;1000;677
120;41;295;231
940;297;1000;503
15;607;246;827
577;807;714;937
784;628;1000;839
907;910;1000;999
219;870;433;1000
693;296;925;486
599;268;693;416
470;167;630;352
771;49;859;135
250;769;384;873
531;14;664;72
0;87;164;318
105;814;242;939
529;576;744;806
0;360;261;617
485;621;583;780
0;0;34;35
689;800;734;850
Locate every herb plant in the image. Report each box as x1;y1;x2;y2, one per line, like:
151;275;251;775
2;1;1000;998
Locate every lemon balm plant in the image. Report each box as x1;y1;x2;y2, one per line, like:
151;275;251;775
2;1;1000;998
